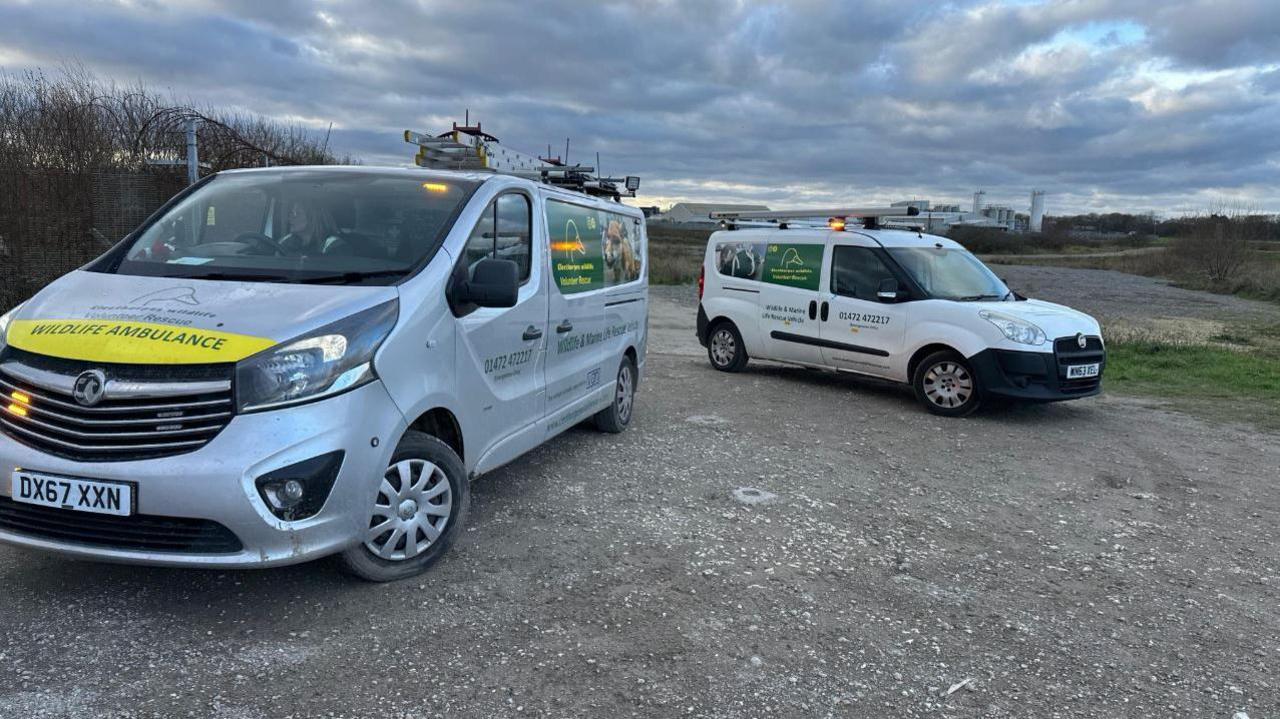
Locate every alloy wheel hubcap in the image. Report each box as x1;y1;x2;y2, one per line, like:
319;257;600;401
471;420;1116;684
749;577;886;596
365;458;452;561
617;365;634;423
711;329;736;366
923;362;974;408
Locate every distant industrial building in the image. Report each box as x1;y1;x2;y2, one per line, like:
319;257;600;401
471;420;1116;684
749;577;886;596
659;202;770;225
884;190;1043;233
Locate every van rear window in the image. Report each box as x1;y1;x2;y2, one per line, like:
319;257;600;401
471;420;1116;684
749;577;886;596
546;200;643;294
714;241;822;290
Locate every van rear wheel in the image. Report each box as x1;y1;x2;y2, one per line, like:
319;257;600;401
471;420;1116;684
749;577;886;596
594;355;637;433
708;321;748;372
337;432;470;582
913;351;981;417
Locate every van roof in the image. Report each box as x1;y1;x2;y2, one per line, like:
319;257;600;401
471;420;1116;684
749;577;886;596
709;226;964;250
217;165;643;215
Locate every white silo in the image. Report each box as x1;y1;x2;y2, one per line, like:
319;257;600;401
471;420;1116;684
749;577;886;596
1030;191;1046;233
972;190;986;214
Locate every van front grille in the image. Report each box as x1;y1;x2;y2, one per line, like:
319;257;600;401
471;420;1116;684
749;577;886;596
1053;335;1105;394
0;497;242;553
0;349;234;462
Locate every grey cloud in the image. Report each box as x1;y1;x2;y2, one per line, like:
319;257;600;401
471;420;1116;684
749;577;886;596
0;0;1276;213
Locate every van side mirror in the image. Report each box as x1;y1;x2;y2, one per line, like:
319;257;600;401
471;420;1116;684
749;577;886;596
877;278;903;303
455;258;519;308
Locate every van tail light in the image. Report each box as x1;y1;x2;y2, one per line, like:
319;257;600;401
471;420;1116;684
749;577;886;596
698;265;705;300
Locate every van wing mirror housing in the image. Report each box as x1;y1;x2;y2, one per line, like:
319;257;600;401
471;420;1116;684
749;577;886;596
456;258;519;308
877;278;903;303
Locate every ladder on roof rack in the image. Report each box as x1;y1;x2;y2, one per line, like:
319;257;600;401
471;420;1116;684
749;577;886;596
404;122;640;201
709;205;919;230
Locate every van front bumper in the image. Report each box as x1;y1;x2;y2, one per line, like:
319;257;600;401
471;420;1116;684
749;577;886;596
969;345;1105;402
0;381;407;568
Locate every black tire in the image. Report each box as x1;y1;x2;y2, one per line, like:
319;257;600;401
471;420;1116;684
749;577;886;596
707;321;748;372
912;350;982;417
594;355;637;433
337;432;470;582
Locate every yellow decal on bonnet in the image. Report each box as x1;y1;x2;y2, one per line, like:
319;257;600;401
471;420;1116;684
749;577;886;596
7;319;275;365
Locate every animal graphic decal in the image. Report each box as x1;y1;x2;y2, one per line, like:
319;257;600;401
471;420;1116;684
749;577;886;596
602;219;641;285
131;286;200;307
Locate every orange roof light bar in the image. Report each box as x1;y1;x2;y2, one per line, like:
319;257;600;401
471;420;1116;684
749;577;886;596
828;218;847;231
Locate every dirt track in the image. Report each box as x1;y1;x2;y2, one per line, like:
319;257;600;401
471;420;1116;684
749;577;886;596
2;272;1278;718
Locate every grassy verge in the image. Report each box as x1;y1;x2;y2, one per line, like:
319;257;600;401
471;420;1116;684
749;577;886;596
648;225;710;285
1103;331;1280;430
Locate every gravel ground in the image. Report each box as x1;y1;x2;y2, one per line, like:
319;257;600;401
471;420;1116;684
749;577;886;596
2;273;1278;718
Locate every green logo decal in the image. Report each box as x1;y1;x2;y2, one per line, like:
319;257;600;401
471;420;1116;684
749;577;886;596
761;243;824;290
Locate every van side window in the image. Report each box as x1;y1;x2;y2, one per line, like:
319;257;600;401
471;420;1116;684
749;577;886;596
463;193;532;281
831;246;896;302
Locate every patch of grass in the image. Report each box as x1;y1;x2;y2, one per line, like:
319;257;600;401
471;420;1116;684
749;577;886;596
1105;339;1280;429
647;225;710;285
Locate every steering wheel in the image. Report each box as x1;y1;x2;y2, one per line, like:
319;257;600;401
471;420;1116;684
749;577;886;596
232;232;285;257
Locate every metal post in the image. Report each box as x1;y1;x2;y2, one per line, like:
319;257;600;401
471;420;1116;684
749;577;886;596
185;119;200;185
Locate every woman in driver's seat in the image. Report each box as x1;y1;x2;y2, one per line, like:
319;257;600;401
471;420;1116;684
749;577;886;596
279;201;346;255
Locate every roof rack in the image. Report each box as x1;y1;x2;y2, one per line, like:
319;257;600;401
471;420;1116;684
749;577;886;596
404;122;640;201
709;205;919;231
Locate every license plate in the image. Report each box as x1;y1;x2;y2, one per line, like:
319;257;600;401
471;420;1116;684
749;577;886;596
10;471;134;517
1067;363;1100;379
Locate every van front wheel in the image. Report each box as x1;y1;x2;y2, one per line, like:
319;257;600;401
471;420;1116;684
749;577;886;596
337;432;470;582
912;351;981;417
708;321;748;372
594;355;637;433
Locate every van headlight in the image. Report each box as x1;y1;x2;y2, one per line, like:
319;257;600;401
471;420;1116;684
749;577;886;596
979;310;1046;346
236;300;399;413
0;303;22;353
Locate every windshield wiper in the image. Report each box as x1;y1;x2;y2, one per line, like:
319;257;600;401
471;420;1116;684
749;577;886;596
296;270;407;285
955;293;1005;302
169;271;295;283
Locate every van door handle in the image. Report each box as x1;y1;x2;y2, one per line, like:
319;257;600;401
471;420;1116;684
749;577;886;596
556;320;573;334
808;300;817;320
522;326;543;341
820;301;830;322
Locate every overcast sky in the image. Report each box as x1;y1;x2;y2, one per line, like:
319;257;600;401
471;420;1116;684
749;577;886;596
2;0;1278;215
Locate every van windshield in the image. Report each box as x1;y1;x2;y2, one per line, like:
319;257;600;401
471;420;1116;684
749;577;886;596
105;170;479;285
887;247;1010;301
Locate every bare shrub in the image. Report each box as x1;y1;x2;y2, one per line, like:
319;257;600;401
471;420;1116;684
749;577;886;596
1169;204;1264;286
0;64;351;310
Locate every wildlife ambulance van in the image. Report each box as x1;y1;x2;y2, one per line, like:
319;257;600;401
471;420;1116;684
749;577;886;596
696;207;1104;416
0;161;648;581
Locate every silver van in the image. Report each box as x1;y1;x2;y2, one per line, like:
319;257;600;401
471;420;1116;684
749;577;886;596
0;166;648;580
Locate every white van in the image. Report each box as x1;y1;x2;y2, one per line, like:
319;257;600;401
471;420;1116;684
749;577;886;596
0;166;647;580
696;208;1104;416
